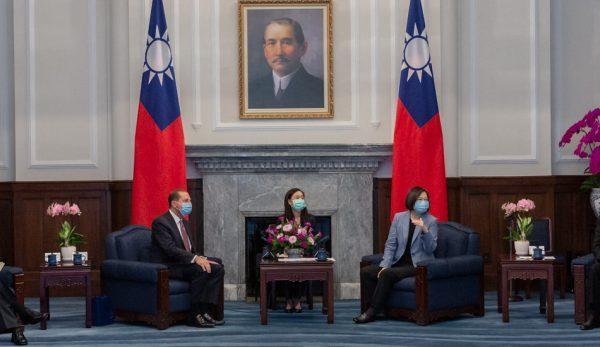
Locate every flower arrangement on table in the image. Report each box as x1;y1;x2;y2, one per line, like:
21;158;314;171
501;198;536;255
47;201;84;261
559;107;600;190
263;216;322;257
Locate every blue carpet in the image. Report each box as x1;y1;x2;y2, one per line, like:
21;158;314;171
2;292;599;346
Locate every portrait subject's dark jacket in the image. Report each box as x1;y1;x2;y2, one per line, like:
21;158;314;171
248;65;324;109
149;211;197;265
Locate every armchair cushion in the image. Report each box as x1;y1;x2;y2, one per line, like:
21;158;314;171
105;225;152;262
101;259;167;283
418;255;483;280
169;280;190;295
361;253;384;265
434;222;480;258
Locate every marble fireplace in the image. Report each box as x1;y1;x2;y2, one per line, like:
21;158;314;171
187;144;391;300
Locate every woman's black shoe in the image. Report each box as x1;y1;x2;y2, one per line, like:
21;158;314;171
580;311;600;330
284;307;293;313
187;314;215;328
294;307;302;313
353;312;376;324
202;313;225;326
11;329;28;345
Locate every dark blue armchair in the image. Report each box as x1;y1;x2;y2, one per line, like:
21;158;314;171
572;253;596;324
101;225;223;329
360;221;484;325
0;265;25;306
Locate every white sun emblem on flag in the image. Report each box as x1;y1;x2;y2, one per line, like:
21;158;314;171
143;25;174;85
401;24;433;82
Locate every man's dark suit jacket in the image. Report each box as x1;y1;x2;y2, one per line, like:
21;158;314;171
248;65;324;109
150;211;196;265
594;217;600;261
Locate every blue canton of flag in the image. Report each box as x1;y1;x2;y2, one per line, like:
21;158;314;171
140;0;181;131
399;0;439;128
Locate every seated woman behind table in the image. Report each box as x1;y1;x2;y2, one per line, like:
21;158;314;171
279;188;316;313
354;186;438;324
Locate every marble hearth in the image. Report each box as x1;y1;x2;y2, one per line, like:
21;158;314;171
187;145;391;300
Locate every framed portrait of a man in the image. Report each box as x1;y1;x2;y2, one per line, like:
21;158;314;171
239;0;333;119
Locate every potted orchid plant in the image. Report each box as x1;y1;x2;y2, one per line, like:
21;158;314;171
502;198;536;256
47;202;84;261
559;107;600;216
263;216;322;258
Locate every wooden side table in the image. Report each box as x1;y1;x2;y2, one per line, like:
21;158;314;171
260;259;334;325
497;256;555;323
39;262;92;329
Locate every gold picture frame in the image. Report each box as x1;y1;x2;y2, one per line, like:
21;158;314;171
239;0;333;119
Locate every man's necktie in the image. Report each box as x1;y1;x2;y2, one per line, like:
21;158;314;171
179;220;192;252
275;83;284;100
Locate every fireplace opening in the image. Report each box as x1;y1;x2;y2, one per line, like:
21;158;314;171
245;216;332;299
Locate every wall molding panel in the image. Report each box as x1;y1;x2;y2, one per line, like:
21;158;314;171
25;0;99;169
459;0;551;176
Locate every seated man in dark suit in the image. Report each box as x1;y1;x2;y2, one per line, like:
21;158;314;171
581;217;600;330
149;190;225;328
0;266;46;345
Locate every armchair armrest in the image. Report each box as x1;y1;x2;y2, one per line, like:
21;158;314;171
361;253;384;266
417;255;483;280
572;253;596;271
101;259;168;283
0;266;23;288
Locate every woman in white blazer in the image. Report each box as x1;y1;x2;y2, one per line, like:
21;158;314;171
354;186;438;324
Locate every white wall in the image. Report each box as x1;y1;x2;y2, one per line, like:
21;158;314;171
0;0;15;181
2;0;599;181
551;0;600;175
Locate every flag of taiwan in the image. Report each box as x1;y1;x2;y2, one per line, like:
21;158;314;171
131;0;186;227
390;0;448;221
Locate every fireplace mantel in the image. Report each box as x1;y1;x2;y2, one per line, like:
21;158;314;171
187;144;392;174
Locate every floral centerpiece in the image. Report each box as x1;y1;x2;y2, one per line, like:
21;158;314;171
47;201;84;261
263;216;322;258
559;107;600;216
501;198;536;255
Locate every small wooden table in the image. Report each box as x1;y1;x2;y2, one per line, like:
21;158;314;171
39;262;92;329
259;259;334;325
497;256;558;323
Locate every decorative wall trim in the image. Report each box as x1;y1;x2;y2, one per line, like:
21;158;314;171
389;0;398;139
26;0;99;169
187;144;391;174
369;0;380;128
552;1;581;164
468;0;538;164
350;0;360;127
190;0;203;129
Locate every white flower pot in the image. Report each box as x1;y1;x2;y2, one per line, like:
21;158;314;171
514;240;530;256
61;246;76;262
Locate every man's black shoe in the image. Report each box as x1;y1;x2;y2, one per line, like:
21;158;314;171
353;312;376;324
187;314;215;328
11;329;28;346
202;313;225;326
21;308;47;325
580;311;600;330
